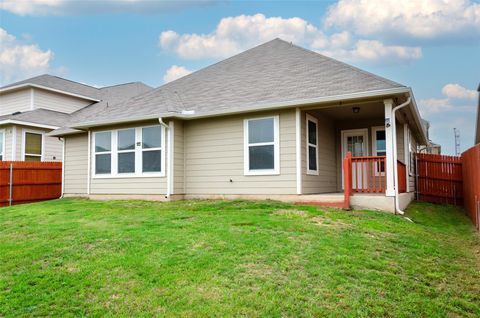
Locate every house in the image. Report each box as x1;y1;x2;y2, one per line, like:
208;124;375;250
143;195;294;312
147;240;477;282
0;75;152;162
50;39;428;213
421;119;441;154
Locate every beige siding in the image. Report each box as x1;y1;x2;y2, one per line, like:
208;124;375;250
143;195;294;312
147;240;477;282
301;111;337;194
1;125;12;160
0;89;31;116
409;129;418;192
64;134;88;195
14;126;62;161
184;110;297;195
34;88;92;114
89;121;168;195
173;120;185;194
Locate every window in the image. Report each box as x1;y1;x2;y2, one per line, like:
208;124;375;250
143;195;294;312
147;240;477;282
0;130;4;161
372;127;386;174
24;131;43;161
93;125;164;177
142;126;162;172
306;114;318;175
95;131;112;174
117;129;135;174
408;128;415;175
244;116;279;175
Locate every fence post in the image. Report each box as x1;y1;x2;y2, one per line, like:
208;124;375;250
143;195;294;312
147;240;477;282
9;163;13;207
343;151;352;209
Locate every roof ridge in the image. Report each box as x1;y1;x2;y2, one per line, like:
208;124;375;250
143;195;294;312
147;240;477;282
100;82;149;89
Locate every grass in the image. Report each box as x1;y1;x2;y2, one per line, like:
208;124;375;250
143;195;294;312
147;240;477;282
0;199;479;317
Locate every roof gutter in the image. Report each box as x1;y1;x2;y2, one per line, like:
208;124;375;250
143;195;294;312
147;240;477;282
71;87;411;129
0;119;60;130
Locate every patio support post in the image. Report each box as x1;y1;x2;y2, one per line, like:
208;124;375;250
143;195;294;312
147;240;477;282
384;99;395;197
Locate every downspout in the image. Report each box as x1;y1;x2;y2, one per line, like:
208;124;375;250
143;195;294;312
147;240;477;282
59;137;65;198
158;118;172;198
392;96;411;215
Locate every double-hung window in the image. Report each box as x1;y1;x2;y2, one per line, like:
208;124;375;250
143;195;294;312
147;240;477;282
24;131;43;161
95;131;112;174
93;125;164;177
244;116;279;175
0;130;4;161
306;114;318;175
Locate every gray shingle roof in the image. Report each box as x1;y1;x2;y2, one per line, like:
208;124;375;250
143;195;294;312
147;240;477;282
0;109;71;127
2;74;101;99
72;38;405;126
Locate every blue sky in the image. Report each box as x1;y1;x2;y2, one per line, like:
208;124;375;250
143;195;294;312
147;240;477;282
1;0;479;154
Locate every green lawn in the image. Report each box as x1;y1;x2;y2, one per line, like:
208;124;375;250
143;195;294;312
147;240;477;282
0;199;479;317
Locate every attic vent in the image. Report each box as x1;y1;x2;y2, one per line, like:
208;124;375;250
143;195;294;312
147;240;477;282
12;111;21;115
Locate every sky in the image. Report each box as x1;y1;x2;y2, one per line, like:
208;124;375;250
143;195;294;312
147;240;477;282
0;0;479;154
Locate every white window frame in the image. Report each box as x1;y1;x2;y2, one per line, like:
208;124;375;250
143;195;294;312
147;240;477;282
0;129;5;161
371;126;386;177
408;128;415;175
21;128;44;161
306;114;319;175
244;115;280;176
92;125;166;179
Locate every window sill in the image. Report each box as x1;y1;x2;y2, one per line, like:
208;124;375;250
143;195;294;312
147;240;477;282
92;173;166;179
244;169;280;176
306;170;319;176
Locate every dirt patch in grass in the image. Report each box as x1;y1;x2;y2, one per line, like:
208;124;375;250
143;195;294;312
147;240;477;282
311;216;351;228
272;209;309;217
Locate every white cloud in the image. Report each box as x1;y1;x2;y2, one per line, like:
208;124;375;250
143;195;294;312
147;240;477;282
0;28;54;85
163;65;193;83
324;0;480;42
442;83;477;99
159;13;421;64
419;83;477;114
319;40;422;64
0;0;215;16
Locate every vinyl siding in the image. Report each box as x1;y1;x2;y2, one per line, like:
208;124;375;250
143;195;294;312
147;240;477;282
301;111;337;194
89;121;168;195
33;88;92;114
0;89;31;116
173;120;185;194
396;122;405;164
64;134;88;195
1;125;12;160
13;126;62;161
184;109;297;195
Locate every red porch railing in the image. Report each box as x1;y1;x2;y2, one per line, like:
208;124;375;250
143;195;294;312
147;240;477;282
350;155;387;193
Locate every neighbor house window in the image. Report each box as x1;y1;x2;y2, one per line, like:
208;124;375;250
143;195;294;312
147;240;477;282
24;131;43;161
93;125;164;177
244;116;279;175
306;114;318;175
0;130;4;161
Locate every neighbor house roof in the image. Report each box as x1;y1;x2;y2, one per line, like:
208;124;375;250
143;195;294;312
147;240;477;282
0;74;152;103
0;109;71;129
70;38;407;127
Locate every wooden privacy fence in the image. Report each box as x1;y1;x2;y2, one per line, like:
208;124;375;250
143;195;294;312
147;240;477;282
462;144;480;231
417;154;463;206
0;161;62;207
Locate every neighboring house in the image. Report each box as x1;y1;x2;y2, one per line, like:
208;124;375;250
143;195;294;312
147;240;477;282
0;75;152;162
421;119;442;154
51;39;428;212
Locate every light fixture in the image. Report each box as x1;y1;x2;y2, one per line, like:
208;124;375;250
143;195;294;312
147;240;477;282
352;106;360;114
